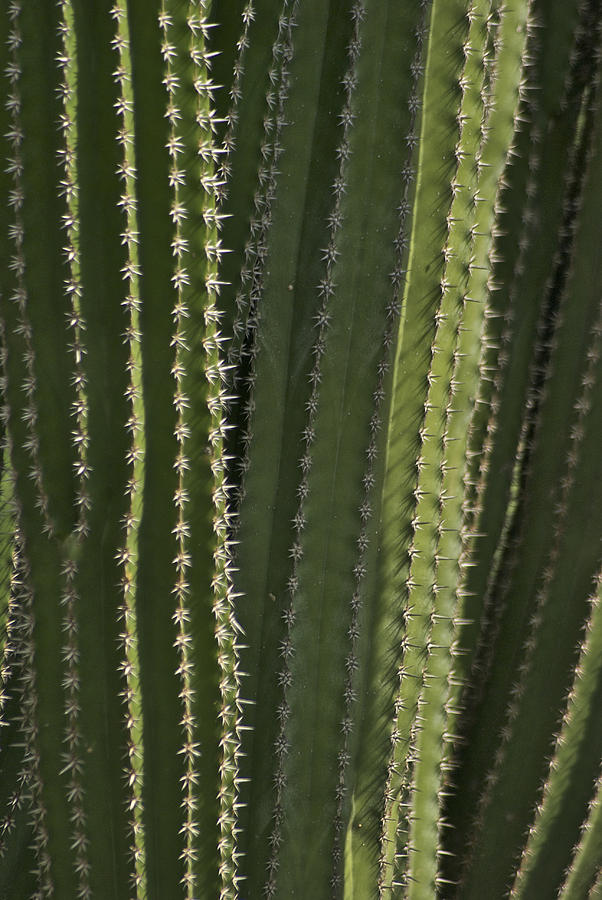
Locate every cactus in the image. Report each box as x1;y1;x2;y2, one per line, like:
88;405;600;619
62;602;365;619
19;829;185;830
0;0;601;897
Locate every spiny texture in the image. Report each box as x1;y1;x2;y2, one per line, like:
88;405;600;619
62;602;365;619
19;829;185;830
0;1;601;898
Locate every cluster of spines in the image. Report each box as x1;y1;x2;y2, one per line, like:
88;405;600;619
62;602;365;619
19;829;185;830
506;0;602;514
498;10;600;584
0;545;27;857
417;3;495;889
56;4;92;893
512;563;602;895
207;316;242;900
228;0;296;357
0;336;25;862
333;58;428;898
445;0;531;756
160;6;204;893
567;763;602;894
374;0;465;883
3;2;56;894
436;0;533;801
7;544;52;897
210;396;243;900
226;0;299;499
0;440;14;651
4;1;55;541
459;0;597;755
215;0;255;203
109;3;147;894
437;0;507;728
198;16;244;899
325;0;427;879
479;1;502;120
260;4;368;895
383;4;491;892
471;288;602;859
160;4;241;895
591;866;602;897
559;660;602;897
463;73;601;884
454;4;543;714
461;4;542;537
456;0;507;523
449;6;602;888
0;337;52;893
483;0;598;592
375;4;436;890
189;6;244;893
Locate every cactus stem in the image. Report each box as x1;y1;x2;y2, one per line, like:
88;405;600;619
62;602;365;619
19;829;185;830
110;2;146;894
263;2;368;892
0;359;52;890
56;4;92;892
226;0;301;521
446;6;538;799
475;288;602;895
0;534;29;860
560;745;602;897
215;1;255;205
12;548;52;894
511;557;602;895
160;6;201;893
4;2;55;542
376;0;437;890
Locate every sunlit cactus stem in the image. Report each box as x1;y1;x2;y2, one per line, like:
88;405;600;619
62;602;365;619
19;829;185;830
0;0;601;897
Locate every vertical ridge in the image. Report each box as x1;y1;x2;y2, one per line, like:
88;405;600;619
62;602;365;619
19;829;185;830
404;4;491;895
55;5;91;892
265;7;366;893
2;3;78;893
111;2;147;894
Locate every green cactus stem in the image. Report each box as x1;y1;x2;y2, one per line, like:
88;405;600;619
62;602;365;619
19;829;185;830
0;1;601;897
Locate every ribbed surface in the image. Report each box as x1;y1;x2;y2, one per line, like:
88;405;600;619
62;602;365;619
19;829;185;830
0;2;600;898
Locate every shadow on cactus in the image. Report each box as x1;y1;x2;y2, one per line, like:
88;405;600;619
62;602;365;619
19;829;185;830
1;0;601;897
